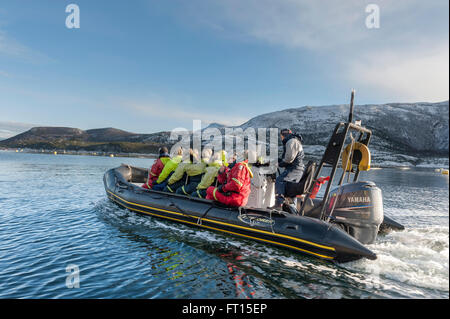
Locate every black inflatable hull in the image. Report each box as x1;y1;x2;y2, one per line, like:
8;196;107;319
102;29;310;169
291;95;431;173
103;165;377;263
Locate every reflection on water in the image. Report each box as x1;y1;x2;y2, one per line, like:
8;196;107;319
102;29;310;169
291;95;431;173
0;151;448;298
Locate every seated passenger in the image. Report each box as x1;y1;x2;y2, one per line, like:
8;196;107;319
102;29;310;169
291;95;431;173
226;152;237;169
142;147;170;189
176;148;211;195
191;151;223;198
206;151;254;207
152;147;183;191
163;149;195;193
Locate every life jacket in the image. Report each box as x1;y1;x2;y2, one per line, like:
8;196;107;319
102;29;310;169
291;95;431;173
221;160;253;205
145;156;170;188
196;160;222;190
206;160;253;207
185;160;207;177
156;155;182;184
167;160;191;185
221;150;229;167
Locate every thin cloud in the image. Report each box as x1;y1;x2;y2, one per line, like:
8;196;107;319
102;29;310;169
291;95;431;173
119;99;249;128
179;0;449;101
0;30;53;64
181;0;377;50
0;121;36;139
184;0;447;51
347;44;449;102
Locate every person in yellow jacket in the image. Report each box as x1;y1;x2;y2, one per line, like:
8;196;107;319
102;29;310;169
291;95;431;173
152;147;183;191
175;148;211;195
163;148;193;193
221;150;229;167
163;148;206;193
191;151;223;198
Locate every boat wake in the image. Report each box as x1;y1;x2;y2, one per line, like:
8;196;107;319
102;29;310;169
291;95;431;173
343;226;449;297
94;198;448;298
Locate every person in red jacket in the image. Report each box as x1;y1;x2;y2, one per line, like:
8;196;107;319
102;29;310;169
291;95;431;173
142;147;170;189
206;151;254;207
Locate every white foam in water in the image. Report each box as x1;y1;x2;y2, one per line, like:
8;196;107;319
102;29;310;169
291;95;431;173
95;196;449;298
345;226;449;295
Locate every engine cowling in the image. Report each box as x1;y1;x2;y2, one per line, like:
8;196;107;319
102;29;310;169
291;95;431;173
325;181;383;244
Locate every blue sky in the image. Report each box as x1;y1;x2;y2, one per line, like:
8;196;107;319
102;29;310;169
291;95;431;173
0;0;448;135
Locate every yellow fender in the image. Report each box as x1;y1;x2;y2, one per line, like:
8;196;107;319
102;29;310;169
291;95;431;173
342;142;371;171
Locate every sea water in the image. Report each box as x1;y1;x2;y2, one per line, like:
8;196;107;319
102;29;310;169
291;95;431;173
0;151;448;298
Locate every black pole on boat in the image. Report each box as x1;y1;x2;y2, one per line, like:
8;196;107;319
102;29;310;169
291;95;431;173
316;90;355;221
348;89;355;123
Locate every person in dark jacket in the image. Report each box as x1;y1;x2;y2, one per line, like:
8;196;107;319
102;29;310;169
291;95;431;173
272;128;305;209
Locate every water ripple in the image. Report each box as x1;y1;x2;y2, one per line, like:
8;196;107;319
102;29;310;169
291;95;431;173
0;152;448;298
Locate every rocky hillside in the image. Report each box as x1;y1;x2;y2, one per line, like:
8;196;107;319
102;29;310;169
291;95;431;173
235;101;449;166
0;127;166;154
200;101;449;167
1;101;448;167
240;101;449;155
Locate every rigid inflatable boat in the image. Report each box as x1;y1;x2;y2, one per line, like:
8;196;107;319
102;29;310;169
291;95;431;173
103;91;404;263
104;165;377;262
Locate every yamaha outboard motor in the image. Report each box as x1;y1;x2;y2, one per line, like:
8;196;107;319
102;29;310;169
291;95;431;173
293;90;403;244
325;181;383;244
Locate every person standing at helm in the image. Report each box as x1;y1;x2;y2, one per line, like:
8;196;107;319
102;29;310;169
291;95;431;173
142;146;170;189
272;128;305;209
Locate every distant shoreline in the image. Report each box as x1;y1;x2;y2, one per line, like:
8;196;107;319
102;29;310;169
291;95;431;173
1;148;448;170
0;148;158;159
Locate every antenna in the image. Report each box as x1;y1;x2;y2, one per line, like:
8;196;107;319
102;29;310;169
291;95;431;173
348;89;355;123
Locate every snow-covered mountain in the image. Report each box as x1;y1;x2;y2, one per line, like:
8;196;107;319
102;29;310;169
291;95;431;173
240;101;449;154
237;101;449;167
193;101;449;167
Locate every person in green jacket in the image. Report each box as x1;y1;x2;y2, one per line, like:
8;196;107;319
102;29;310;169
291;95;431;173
191;151;223;198
164;149;206;194
221;150;229;167
152;147;183;191
163;149;194;193
176;148;211;195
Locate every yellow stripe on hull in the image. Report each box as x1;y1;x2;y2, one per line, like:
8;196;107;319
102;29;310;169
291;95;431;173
106;190;336;260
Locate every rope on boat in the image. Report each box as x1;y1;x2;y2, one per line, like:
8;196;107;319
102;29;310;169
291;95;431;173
269;209;275;234
197;205;214;226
